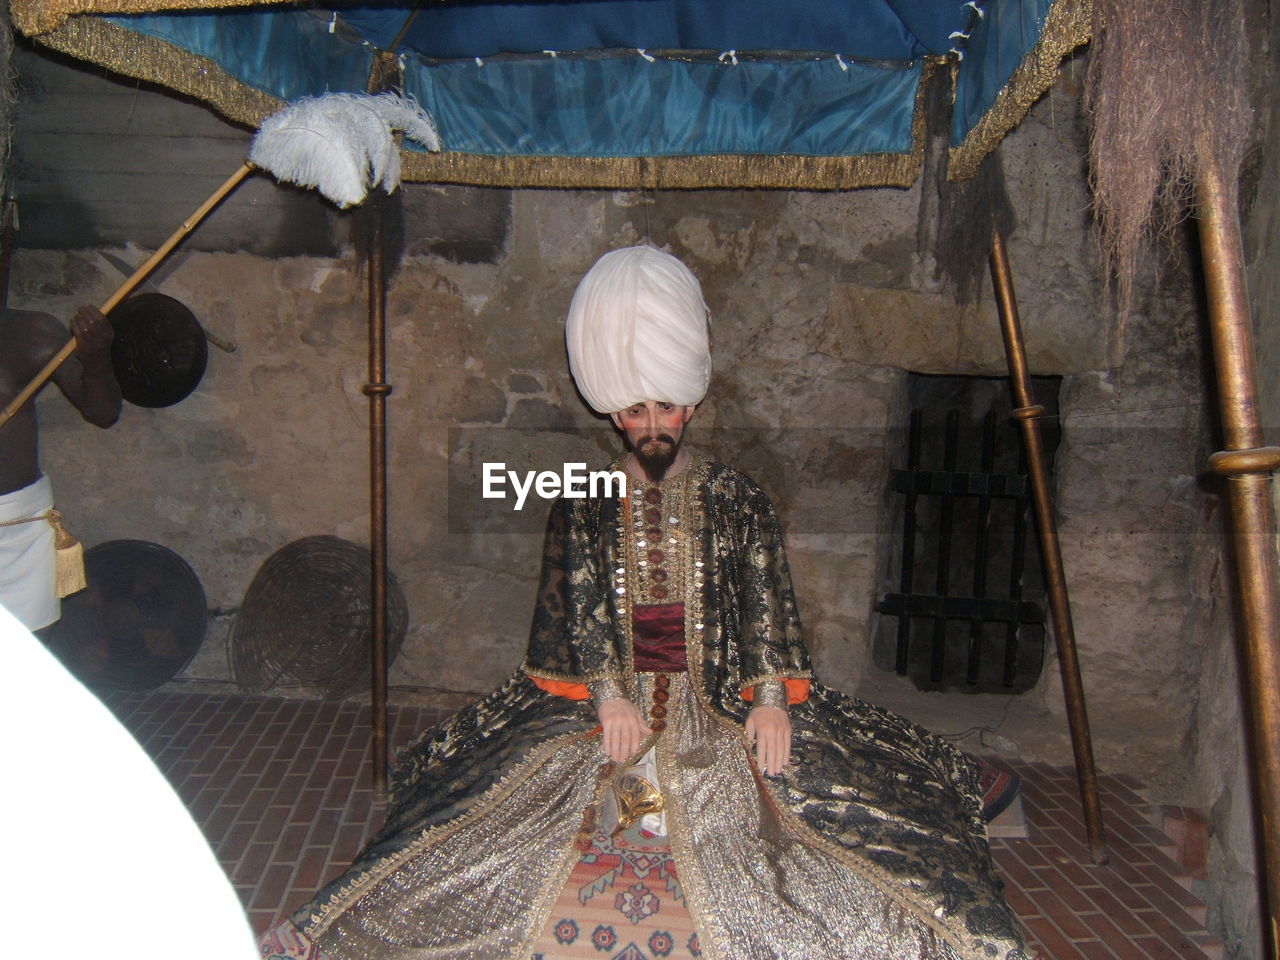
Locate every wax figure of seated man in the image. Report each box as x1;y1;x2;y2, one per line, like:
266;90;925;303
267;247;1026;960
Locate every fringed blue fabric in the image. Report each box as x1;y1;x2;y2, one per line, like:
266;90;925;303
99;0;1050;160
952;0;1056;146
405;53;922;157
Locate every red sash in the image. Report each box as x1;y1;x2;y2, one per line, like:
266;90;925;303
632;603;688;672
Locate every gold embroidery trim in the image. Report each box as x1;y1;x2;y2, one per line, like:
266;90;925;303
740;670;812;692
655;675;727;960
514;765;613;960
14;0;271;35
588;675;629;704
304;726;596;936
522;664;624;685
624;467;693;606
750;680;789;711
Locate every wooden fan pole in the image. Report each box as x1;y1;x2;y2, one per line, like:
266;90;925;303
365;195;391;800
1195;153;1280;954
989;230;1107;865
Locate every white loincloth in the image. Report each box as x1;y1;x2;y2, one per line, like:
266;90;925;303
0;475;58;630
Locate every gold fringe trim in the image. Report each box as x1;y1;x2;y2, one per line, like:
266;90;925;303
29;15;936;190
32;17;282;131
398;149;921;191
19;1;1071;188
12;0;276;38
947;0;1093;180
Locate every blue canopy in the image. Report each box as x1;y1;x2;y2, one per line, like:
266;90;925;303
13;0;1089;188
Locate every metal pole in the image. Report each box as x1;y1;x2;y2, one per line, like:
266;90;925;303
989;230;1108;864
1195;155;1280;957
363;199;391;799
362;49;402;802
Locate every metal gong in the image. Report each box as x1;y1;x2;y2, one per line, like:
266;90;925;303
48;539;208;691
109;292;208;408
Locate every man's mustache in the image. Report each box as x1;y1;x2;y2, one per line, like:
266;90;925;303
636;433;677;447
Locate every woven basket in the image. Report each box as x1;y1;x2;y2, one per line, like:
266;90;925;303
230;535;408;698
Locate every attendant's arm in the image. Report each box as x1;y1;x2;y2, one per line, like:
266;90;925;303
52;306;121;427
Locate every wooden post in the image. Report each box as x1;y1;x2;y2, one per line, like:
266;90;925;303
989;230;1108;865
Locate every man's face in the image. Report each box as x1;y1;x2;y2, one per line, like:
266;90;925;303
611;400;695;482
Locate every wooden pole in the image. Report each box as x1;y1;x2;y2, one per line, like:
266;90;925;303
364;197;391;800
989;229;1108;865
1195;154;1280;957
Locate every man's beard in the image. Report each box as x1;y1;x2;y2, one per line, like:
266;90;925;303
633;433;681;482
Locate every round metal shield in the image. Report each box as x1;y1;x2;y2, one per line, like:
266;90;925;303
48;539;208;692
109;293;208;408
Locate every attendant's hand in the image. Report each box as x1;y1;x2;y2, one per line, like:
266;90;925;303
598;697;646;763
70;306;113;362
745;705;791;776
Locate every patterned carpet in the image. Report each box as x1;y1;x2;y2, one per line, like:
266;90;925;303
531;830;699;960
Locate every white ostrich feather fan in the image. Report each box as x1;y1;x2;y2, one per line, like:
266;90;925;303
249;93;441;209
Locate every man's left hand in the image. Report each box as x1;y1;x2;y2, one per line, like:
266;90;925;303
745;705;791;776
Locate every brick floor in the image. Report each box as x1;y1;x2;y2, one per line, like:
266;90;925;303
100;689;1224;959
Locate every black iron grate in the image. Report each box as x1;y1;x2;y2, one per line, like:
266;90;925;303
876;378;1058;693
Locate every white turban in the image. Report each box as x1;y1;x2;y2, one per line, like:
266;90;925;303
565;245;710;414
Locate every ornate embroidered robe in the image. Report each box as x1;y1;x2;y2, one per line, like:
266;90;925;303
288;459;1026;960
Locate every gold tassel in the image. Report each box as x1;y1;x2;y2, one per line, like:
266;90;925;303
47;509;86;597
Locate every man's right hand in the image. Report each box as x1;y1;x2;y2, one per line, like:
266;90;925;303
598;697;646;762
